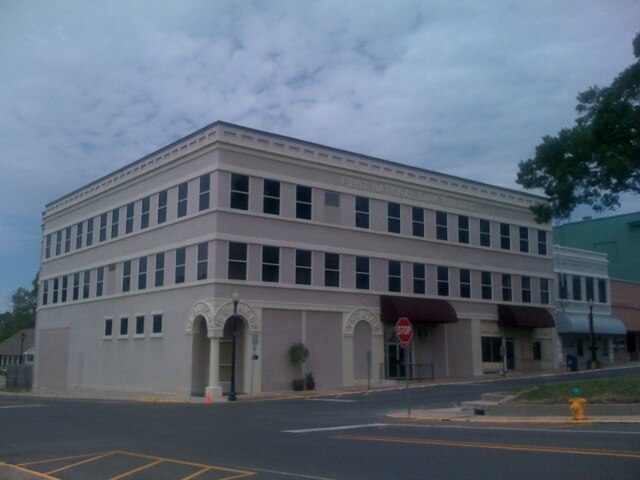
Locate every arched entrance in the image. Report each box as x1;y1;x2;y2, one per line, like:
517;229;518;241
187;299;261;400
191;316;209;396
343;309;384;386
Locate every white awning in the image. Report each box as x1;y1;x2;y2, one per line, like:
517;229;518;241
556;312;627;335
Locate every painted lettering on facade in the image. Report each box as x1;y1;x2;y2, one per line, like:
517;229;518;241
340;175;477;211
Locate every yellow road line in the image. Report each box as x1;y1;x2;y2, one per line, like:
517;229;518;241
19;451;112;467
113;450;254;476
108;459;164;480
0;461;60;480
46;451;116;475
180;466;211;480
335;434;640;460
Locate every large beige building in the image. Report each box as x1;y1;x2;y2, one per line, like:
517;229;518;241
36;121;556;398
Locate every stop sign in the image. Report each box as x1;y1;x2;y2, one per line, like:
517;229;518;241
395;317;413;345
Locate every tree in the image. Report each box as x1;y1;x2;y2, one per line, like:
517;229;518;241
517;32;640;222
0;275;38;343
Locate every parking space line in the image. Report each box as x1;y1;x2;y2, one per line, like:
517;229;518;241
19;451;111;467
180;466;210;480
0;461;60;479
46;451;117;475
108;459;164;480
113;451;255;477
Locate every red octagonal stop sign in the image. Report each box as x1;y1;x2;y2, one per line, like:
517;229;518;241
395;317;413;345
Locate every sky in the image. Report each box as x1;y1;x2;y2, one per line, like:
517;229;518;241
1;0;639;312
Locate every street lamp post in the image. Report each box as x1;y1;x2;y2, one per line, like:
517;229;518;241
20;332;25;365
588;298;598;369
228;292;240;401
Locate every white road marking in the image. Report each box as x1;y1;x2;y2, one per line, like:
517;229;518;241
307;398;357;403
284;423;386;434
0;404;45;409
251;467;338;479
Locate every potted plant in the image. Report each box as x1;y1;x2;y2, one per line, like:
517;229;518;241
288;342;309;391
305;371;315;391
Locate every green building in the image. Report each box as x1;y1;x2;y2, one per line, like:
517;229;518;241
554;212;640;283
554;211;640;360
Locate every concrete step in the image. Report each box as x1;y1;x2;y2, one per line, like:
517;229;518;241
460;400;497;415
480;392;514;403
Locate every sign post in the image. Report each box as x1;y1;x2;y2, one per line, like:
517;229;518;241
395;317;413;416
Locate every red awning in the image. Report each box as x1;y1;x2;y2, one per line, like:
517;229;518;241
498;305;555;328
380;295;458;324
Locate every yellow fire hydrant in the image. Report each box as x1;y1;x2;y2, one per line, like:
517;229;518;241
569;387;587;421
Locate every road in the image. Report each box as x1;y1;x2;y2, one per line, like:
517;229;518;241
1;367;639;479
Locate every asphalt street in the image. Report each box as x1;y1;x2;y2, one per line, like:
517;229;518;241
1;368;639;479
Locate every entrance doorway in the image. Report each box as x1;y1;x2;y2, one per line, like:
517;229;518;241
386;343;412;379
219;316;245;395
190;316;210;396
505;339;515;370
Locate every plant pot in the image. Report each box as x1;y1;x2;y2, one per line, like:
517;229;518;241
292;379;305;391
305;379;315;391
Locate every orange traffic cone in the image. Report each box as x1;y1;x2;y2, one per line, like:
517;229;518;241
205;392;212;404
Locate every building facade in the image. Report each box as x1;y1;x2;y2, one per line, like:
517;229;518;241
554;246;626;368
36;122;556;398
554;213;640;362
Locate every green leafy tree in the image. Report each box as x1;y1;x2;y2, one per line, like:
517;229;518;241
0;275;38;342
517;32;640;222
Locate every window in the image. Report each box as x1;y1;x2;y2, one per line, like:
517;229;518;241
598;278;607;303
83;270;90;299
104;319;113;338
75;223;83;250
412;207;424;237
437;266;449;296
61;276;68;302
152;314;163;334
228;242;247;280
141;197;150;229
355;256;370;290
500;223;510;250
262;246;279;282
122;261;131;292
99;213;107;242
519;227;529;253
136;316;145;336
388;260;401;292
324;253;340;287
175;247;186;284
481;271;492;300
230;173;249;210
96;267;104;297
324;191;340;207
460;269;471;298
263;179;280;215
586;277;595;302
55;230;62;256
138;257;147;290
537;230;547;255
199;174;210;211
52;278;59;304
540;278;549;305
458;216;469;244
111;209;119;239
482;337;502;362
120;317;129;337
480;219;491;247
42;280;48;305
436;211;448;241
413;263;425;294
502;274;512;301
522;276;531;303
45;234;51;259
86;219;94;246
558;273;568;299
73;272;79;300
197;242;208;280
572;275;582;301
126;203;134;234
387;203;401;233
295;250;312;285
296;185;312;220
155;252;165;287
157;190;167;224
65;227;71;253
177;182;188;218
355;196;369;229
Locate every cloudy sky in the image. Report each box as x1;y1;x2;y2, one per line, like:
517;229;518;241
1;0;639;312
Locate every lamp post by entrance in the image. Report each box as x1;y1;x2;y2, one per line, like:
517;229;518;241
228;292;240;401
20;332;25;365
588;298;598;369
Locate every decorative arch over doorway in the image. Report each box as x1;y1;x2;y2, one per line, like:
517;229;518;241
342;308;383;386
